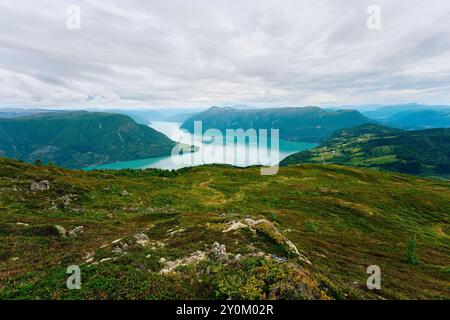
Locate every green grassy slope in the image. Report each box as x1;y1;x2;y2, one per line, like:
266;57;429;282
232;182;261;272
181;106;373;143
281;124;450;178
0;111;176;168
0;157;449;300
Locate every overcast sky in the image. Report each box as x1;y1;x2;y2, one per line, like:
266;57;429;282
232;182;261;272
0;0;450;109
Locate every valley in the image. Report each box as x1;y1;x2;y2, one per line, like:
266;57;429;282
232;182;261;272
87;121;317;171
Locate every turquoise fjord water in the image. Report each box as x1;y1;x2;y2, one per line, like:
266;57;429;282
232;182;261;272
85;121;317;171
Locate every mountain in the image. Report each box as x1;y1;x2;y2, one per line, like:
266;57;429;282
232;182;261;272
381;109;450;130
102;108;208;125
181;106;373;143
100;109;167;125
164;112;197;123
281;124;450;177
0;108;65;118
0;157;448;299
362;104;450;129
0;111;176;168
363;103;429;119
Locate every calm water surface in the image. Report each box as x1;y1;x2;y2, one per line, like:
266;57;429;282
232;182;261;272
86;122;317;170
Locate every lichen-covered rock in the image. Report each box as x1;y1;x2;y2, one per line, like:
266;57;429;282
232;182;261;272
54;225;67;238
223;220;248;233
222;217;311;264
134;232;150;246
68;226;84;238
211;242;228;262
30;180;49;191
160;251;207;274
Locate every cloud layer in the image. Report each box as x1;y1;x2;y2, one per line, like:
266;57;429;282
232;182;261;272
1;0;450;109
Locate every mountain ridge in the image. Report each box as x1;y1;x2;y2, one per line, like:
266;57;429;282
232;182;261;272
281;124;450;178
181;106;373;143
0;111;176;168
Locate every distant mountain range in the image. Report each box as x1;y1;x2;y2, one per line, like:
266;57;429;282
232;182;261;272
181;106;373;143
0;111;176;168
163;112;197;123
0;108;65;118
281;124;450;177
1;104;450;173
362;103;450;130
100;108;206;125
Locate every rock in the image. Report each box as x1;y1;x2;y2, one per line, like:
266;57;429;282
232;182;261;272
211;242;228;262
120;190;129;196
16;222;29;226
106;213;114;219
223;220;248;233
112;246;124;254
83;251;95;260
167;228;186;237
68;226;84;238
225;217;312;264
150;241;166;250
112;241;129;254
30;180;50;191
54;225;67;238
159;251;207;274
134;232;150;246
60;194;73;208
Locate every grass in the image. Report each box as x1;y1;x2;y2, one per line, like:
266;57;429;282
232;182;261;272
0;157;449;300
305;220;319;233
405;238;419;265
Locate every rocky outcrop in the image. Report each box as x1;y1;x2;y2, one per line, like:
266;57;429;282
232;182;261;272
211;242;228;262
222;217;311;264
160;250;207;274
53;225;84;239
30;180;49;191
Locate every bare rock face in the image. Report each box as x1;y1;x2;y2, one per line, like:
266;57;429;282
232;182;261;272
30;180;50;191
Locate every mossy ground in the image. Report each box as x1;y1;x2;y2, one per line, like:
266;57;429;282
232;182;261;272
0;158;449;299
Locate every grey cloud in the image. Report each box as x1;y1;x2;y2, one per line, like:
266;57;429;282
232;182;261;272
0;0;450;109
